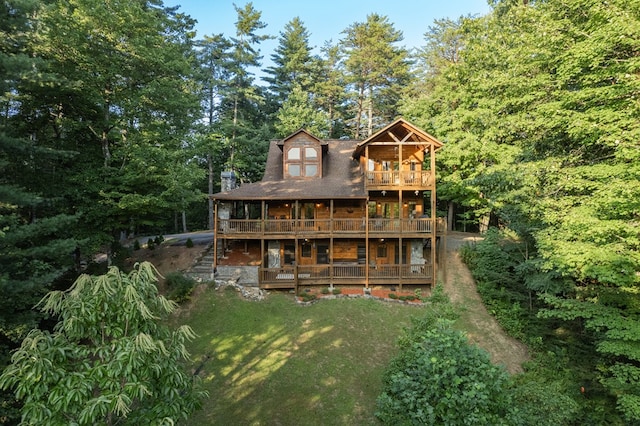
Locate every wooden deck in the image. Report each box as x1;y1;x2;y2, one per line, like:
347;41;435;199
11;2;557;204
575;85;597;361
259;263;433;289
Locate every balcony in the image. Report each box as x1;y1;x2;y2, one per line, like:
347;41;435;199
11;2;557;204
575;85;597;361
365;170;433;188
217;217;438;238
259;263;434;288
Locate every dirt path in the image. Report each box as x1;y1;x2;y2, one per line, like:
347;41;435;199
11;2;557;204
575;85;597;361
441;233;529;374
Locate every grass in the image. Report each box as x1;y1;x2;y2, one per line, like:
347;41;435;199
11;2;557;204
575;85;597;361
177;286;422;425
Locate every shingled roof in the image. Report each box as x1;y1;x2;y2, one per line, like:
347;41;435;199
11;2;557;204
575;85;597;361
212;139;366;201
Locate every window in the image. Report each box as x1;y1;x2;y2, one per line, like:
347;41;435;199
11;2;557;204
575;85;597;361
377;244;387;258
301;243;312;258
289;164;301;176
305;147;317;159
288;147;300;160
304;164;317;177
286;145;320;178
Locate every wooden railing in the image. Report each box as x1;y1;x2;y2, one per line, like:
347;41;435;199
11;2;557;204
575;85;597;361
365;171;433;187
219;218;437;236
259;263;433;285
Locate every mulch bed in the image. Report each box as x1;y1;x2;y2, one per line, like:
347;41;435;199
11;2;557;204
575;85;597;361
298;286;427;305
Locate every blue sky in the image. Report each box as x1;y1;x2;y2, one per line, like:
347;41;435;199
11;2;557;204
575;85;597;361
165;0;492;80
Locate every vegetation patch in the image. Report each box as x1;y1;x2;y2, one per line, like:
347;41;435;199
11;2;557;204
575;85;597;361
179;287;419;425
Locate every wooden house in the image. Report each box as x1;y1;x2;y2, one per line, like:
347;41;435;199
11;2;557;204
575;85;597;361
211;118;444;291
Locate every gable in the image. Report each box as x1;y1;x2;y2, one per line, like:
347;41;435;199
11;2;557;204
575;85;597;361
352;118;443;159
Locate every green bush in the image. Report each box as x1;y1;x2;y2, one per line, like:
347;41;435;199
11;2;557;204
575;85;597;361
299;293;316;302
132;239;141;251
154;235;164;245
165;272;196;303
428;282;449;304
185;237;194;248
147;238;155;250
388;293;398;299
332;288;342;295
376;320;516;425
321;287;330;294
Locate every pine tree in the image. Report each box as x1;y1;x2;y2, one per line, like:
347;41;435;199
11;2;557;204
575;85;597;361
264;17;318;108
340;14;412;138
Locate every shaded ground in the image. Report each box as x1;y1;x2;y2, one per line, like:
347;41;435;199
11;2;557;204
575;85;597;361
441;232;529;374
123;244;205;288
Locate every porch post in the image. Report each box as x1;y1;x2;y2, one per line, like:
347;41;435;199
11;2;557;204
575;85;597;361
212;200;218;279
365;196;370;288
430;144;437;285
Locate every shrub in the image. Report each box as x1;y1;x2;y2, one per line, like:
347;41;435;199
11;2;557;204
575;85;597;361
299;293;316;302
132;240;141;251
154;235;164;245
332;288;342;295
376;320;516;425
147;238;155;250
321;287;330;295
388;293;398;299
428;282;448;304
185;237;194;248
165;272;196;303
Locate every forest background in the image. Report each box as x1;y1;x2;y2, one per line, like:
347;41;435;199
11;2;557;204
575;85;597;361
1;0;639;423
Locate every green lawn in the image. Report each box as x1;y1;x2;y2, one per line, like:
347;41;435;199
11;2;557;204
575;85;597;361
179;287;422;425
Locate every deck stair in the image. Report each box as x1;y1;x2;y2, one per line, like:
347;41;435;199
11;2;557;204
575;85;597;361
187;248;259;287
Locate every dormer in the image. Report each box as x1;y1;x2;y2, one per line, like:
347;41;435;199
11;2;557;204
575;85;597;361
277;129;328;180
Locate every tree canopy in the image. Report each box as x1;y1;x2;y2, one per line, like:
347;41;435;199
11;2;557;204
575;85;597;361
0;262;205;425
401;0;640;421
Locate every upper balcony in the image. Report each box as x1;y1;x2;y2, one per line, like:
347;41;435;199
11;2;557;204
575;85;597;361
365;170;434;189
217;218;446;239
216;217;446;239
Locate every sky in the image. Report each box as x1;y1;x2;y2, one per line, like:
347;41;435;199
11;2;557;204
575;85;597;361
165;0;492;81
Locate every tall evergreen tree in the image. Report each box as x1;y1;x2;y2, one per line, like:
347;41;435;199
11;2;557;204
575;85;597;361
274;84;330;138
0;0;80;420
340;14;412;138
196;33;232;228
314;42;348;138
220;2;271;179
264;17;317;108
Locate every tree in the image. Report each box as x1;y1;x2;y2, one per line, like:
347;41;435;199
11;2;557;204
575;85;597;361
274;84;330;138
402;0;640;420
195;34;232;229
30;0;202;245
0;0;79;354
314;42;348;138
0;262;206;425
340;14;412;138
376;319;516;425
220;2;271;175
263;17;317;108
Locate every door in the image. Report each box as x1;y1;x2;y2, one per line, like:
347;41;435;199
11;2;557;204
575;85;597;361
317;244;329;264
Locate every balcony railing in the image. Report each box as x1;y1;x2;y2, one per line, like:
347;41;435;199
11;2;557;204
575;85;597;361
259;263;434;285
218;218;436;236
365;170;433;187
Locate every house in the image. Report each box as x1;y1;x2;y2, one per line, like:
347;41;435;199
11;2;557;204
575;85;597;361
211;118;445;292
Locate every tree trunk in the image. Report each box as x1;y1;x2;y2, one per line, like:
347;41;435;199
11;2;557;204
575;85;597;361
182;210;188;233
354;82;365;139
367;86;373;137
208;153;214;230
448;201;455;232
